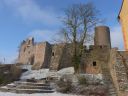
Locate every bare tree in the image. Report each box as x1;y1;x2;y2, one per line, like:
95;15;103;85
60;2;101;73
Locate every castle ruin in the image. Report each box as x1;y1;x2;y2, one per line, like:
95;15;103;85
17;26;128;74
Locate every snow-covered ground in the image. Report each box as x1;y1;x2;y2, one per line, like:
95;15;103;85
0;92;79;96
20;68;49;80
20;66;103;81
57;67;74;75
20;67;75;80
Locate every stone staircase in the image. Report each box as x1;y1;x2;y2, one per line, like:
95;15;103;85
102;65;117;96
0;80;55;94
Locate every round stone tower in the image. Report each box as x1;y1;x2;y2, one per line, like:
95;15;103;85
94;26;111;48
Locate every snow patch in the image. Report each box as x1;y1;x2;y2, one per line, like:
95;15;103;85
20;67;74;80
0;92;78;96
57;67;74;75
20;69;49;80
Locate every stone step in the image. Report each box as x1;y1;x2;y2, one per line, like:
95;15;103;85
15;82;50;86
6;83;16;88
0;79;56;94
15;89;55;94
17;85;53;90
7;84;53;90
0;86;16;92
0;87;54;94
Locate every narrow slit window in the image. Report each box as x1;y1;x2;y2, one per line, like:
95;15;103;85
93;61;96;66
52;52;54;56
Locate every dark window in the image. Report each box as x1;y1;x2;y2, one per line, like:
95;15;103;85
100;46;102;49
52;52;54;56
93;61;96;66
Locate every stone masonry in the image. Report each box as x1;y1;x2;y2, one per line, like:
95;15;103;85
17;26;128;95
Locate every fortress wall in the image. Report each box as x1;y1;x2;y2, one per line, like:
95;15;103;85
42;42;52;68
108;48;128;95
49;44;66;70
32;42;50;70
58;44;73;70
18;38;34;65
109;48;121;95
81;45;110;74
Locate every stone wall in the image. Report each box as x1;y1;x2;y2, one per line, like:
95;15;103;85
49;43;74;70
18;37;34;65
49;44;65;70
109;48;128;96
58;44;73;69
81;45;110;74
18;37;112;73
32;42;52;70
109;48;121;95
42;42;52;68
94;26;111;48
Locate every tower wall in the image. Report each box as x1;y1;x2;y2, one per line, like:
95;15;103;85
18;37;34;64
49;43;73;71
49;44;65;70
32;42;52;70
81;45;110;74
94;26;111;48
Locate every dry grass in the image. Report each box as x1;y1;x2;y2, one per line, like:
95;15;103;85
56;75;107;96
56;78;72;93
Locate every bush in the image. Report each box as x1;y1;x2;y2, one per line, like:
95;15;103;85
56;74;107;96
0;74;13;85
0;64;22;86
0;77;4;84
78;76;87;85
56;78;72;93
10;65;22;80
71;84;107;96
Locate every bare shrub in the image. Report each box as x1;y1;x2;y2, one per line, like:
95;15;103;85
71;85;107;96
77;76;87;85
56;78;72;93
10;65;22;80
56;74;107;96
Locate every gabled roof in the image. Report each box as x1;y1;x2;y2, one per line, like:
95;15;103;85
118;0;124;20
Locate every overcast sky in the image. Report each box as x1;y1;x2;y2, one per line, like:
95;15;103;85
0;0;123;63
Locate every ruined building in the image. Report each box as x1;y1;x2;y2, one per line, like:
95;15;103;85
18;25;128;95
18;26;112;73
18;37;73;70
18;26;111;73
118;0;128;51
17;0;128;95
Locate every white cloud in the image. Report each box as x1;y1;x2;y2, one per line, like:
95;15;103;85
28;29;58;42
2;0;60;25
110;25;124;50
